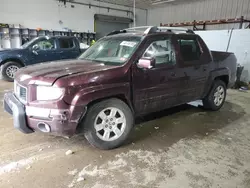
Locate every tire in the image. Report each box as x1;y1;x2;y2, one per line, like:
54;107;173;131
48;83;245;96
1;61;22;82
82;98;134;150
202;79;227;111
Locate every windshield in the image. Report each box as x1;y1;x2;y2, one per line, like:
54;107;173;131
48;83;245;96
79;36;142;65
21;37;39;48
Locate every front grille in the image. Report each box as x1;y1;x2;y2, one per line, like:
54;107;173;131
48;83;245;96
14;81;27;103
19;87;26;99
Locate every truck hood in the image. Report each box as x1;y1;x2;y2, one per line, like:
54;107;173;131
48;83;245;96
15;59;113;86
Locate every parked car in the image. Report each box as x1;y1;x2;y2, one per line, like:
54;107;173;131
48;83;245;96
4;26;237;150
0;36;87;81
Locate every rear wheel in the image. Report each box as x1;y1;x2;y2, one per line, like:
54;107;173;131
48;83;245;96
82;98;134;150
203;79;227;111
1;61;22;82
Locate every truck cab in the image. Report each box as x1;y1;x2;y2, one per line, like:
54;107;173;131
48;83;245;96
4;26;237;150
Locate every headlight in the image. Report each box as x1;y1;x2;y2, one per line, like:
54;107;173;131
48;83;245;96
36;86;65;101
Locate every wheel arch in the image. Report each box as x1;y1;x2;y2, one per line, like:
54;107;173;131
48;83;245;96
68;83;133;113
74;88;134;134
0;58;25;67
215;75;229;86
203;68;230;98
86;94;134;114
80;96;134;149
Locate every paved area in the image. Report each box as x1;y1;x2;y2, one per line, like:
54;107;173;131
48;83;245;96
0;80;250;188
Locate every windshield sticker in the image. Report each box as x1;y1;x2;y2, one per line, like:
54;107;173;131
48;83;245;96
120;41;137;47
120;57;127;61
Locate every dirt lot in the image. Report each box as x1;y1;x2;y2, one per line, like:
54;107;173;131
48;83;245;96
0;80;250;188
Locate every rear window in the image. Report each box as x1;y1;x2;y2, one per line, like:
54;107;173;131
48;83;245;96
177;37;201;61
58;38;74;49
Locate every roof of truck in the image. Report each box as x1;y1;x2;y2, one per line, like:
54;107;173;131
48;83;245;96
36;36;77;40
106;26;195;37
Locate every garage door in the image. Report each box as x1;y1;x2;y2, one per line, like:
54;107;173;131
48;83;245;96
94;14;133;39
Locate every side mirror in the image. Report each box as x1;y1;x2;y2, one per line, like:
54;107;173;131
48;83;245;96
32;44;39;55
32;44;39;51
137;58;156;69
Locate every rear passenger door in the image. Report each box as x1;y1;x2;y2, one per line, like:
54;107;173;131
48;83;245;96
57;38;80;59
175;35;211;103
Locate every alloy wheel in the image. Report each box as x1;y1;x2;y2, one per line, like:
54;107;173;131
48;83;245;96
214;85;225;106
94;107;126;142
6;65;19;78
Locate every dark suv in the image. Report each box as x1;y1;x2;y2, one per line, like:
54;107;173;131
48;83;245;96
4;26;237;150
0;36;86;81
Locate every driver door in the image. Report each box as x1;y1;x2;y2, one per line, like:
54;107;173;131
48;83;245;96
29;38;60;64
133;36;185;115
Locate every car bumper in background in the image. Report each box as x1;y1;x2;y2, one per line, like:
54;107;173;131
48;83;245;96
3;92;86;137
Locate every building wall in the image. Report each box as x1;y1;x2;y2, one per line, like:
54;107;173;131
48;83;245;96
196;29;250;81
0;0;147;32
148;0;250;30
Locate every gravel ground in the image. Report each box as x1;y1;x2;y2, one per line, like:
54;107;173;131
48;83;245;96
0;80;250;188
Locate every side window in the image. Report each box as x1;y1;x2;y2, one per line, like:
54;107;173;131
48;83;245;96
34;39;55;50
58;38;74;49
178;37;201;61
143;39;176;65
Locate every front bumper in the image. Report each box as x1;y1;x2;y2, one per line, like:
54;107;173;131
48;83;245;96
3;92;86;136
4;92;33;134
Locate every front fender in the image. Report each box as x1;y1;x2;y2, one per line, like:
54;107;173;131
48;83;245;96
0;54;26;66
67;82;131;107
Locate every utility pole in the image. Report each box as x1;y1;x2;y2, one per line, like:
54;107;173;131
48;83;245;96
133;0;136;27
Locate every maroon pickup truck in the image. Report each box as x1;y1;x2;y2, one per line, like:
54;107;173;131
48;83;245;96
4;26;237;150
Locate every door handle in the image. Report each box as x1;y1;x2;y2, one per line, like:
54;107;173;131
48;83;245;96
32;50;38;55
194;65;200;70
202;65;209;71
171;72;176;77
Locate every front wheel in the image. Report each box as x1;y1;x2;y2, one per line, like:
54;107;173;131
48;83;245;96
203;80;227;111
1;61;22;82
82;98;134;150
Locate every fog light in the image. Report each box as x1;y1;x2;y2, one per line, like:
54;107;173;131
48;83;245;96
37;122;51;133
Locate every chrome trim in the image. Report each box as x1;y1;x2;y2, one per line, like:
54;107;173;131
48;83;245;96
125;26;191;34
157;26;188;31
14;80;28;104
37;122;51;133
